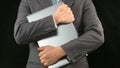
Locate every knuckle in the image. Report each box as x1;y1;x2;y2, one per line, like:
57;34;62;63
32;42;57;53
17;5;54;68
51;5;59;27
41;60;44;64
44;62;48;66
39;52;42;56
64;4;68;7
43;54;46;57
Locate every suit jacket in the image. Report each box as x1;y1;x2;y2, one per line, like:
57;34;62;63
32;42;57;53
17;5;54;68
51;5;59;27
14;0;104;68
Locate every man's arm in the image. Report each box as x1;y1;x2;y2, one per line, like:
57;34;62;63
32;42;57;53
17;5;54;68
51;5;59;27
61;0;104;63
14;0;57;45
14;0;74;45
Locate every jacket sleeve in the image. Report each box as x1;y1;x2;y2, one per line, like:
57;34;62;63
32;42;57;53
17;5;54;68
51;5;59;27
61;0;104;63
14;0;57;45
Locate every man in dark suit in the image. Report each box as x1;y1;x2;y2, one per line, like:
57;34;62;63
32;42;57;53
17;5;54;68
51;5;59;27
14;0;104;68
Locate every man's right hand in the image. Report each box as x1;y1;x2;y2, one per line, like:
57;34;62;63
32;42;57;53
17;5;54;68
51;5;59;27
54;3;75;24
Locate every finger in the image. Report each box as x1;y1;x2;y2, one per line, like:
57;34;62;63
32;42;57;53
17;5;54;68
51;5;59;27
39;51;44;57
72;18;75;22
40;54;46;61
44;62;49;66
38;46;48;51
67;7;71;11
38;48;44;51
37;48;42;51
40;55;49;66
40;58;46;64
62;3;68;7
62;3;66;6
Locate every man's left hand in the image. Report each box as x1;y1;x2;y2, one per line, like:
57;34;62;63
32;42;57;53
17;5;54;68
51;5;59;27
38;46;66;66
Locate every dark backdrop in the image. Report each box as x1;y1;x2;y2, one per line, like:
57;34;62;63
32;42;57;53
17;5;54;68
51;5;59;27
0;0;29;68
88;0;120;68
0;0;120;68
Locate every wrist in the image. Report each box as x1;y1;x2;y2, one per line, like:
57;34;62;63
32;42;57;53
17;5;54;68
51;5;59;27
53;14;60;24
55;18;60;24
56;46;67;57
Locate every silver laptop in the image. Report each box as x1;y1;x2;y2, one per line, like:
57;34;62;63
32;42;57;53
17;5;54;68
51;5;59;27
38;23;78;68
27;2;78;68
27;2;63;23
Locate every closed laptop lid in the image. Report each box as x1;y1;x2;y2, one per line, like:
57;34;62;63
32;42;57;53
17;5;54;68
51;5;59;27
37;23;78;47
27;2;63;23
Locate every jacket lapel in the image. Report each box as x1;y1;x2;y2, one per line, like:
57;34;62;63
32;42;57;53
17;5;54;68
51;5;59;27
62;0;74;7
38;0;53;9
37;0;74;9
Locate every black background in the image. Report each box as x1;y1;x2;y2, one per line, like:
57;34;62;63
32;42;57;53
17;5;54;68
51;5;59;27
88;0;120;68
0;0;120;68
0;0;29;68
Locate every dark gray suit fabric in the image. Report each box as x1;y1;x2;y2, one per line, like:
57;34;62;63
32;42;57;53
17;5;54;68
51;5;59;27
14;0;104;68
